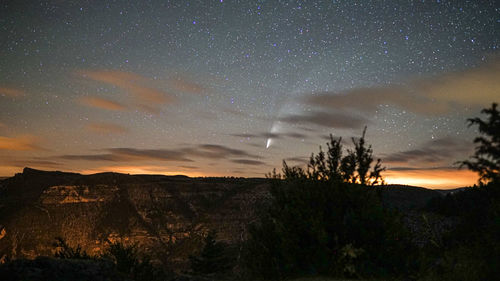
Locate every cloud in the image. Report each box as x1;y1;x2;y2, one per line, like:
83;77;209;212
382;136;473;165
5;159;61;168
108;148;193;161
305;59;500;115
231;159;267;165
57;144;260;163
60;154;124;162
85;122;128;134
0;87;25;98
188;144;260;159
279;111;368;129
60;149;191;162
80;165;207;177
0;135;43;151
230;131;307;140
79;96;126;111
179;165;199;169
222;107;248;117
77;70;175;112
284;156;309;165
168;76;206;94
387;166;458;171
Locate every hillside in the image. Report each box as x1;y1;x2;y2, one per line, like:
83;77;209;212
0;168;269;268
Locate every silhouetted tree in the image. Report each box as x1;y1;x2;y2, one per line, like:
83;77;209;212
275;127;385;186
190;231;233;276
104;241;164;281
247;129;413;280
460;103;500;185
53;237;92;260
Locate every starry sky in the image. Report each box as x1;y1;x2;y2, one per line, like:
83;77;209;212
1;0;499;188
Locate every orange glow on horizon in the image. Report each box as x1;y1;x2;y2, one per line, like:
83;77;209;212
384;168;478;189
0;164;480;189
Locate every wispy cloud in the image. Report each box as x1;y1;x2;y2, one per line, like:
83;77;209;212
85;122;128;134
179;165;199;169
305;59;500;115
80;165;207;177
0;87;25;98
382;137;472;166
231;159;267;165
61;148;192;162
77;70;175;113
0;135;43;151
187;144;260;159
79;96;127;111
230;131;308;140
168;75;206;94
5;159;61;168
56;143;261;163
279;111;368;129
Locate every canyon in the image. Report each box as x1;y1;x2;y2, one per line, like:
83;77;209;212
0;168;270;268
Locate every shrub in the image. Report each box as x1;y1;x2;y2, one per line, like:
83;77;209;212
244;129;414;280
189;230;234;276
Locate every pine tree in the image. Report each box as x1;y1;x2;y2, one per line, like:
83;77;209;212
190;231;233;275
460;103;500;185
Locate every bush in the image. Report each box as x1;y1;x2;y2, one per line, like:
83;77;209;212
419;103;500;281
53;237;92;260
244;130;415;280
189;230;234;276
104;241;166;281
52;238;167;281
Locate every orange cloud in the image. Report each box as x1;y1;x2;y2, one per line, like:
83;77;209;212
79;96;126;111
384;168;478;189
78;70;174;104
0;87;25;97
85;122;128;134
0;135;42;151
80;165;207;177
169;76;205;94
421;60;500;107
306;58;500;115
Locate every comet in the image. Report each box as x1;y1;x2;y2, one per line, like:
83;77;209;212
266;138;272;149
265;121;281;149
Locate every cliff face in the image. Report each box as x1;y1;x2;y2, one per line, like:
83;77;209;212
0;168;270;267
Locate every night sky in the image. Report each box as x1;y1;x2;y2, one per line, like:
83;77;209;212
1;1;499;188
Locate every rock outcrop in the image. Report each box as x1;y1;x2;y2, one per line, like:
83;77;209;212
0;168;270;269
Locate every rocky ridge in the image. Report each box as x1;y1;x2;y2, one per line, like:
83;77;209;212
0;168;269;268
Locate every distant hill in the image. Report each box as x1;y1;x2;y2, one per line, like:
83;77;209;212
0;168;446;269
380;184;443;211
433;187;470;196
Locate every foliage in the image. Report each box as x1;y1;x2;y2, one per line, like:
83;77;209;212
104;241;166;281
419;103;500;281
189;230;234;276
53;238;166;281
269;127;384;186
420;181;500;281
53;237;92;260
460;103;500;185
245;129;414;280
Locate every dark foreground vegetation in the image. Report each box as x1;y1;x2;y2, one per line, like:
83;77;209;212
0;104;499;281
